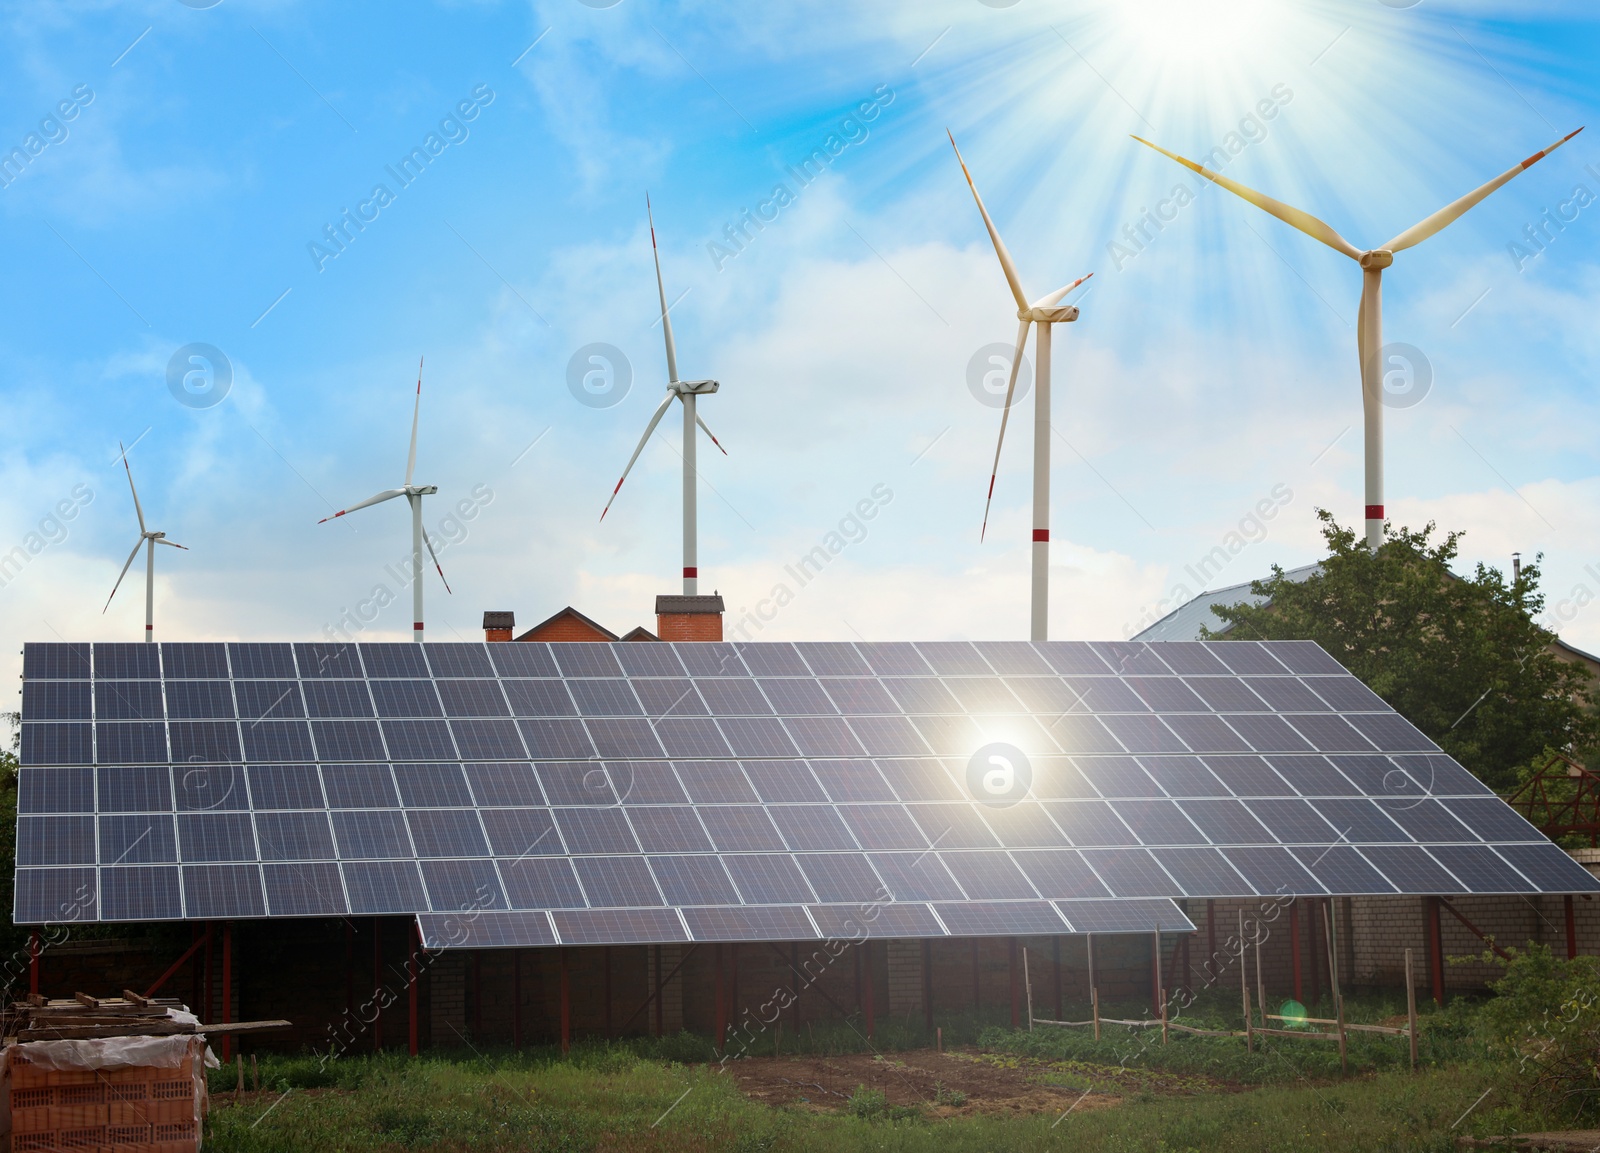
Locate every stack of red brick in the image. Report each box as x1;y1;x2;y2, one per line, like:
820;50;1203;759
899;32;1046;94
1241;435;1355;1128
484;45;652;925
2;997;210;1153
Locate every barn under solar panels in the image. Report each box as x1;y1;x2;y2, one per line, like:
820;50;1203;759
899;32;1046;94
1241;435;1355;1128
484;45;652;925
15;639;1597;948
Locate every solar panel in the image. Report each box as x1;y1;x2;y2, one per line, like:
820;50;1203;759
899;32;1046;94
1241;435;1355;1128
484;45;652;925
14;639;1593;945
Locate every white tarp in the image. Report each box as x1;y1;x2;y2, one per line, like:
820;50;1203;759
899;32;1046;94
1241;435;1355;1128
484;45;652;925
3;1028;218;1071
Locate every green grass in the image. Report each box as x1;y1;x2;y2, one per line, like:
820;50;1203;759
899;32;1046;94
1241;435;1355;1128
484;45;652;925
201;991;1561;1153
201;1048;1554;1153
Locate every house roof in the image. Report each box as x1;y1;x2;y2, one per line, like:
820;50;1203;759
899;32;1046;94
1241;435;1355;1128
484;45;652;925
1131;564;1321;642
514;605;619;642
655;594;725;615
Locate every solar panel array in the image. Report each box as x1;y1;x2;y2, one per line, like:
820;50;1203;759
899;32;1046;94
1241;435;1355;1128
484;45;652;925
15;639;1596;948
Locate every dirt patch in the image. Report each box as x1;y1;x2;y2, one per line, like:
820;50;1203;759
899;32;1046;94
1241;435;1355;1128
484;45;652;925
725;1047;1229;1117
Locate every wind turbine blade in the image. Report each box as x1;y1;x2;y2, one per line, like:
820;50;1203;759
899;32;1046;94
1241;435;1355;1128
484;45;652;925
1033;273;1094;310
317;488;408;523
119;442;147;534
102;537;145;613
155;539;189;550
646;194;680;384
1131;136;1362;261
948;131;1029;310
405;356;423;486
422;529;452;594
600;392;676;521
695;411;728;455
1383;127;1584;252
981;320;1031;543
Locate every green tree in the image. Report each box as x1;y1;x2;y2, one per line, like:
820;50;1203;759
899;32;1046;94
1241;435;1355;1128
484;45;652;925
1205;511;1599;792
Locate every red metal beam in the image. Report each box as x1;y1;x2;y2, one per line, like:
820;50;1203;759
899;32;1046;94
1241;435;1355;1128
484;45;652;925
621;945;700;1035
560;949;570;1055
1427;897;1446;1004
1206;899;1217;983
1309;898;1321;1007
203;922;214;1024
142;933;209;1004
222;922;233;1063
1148;932;1159;1013
408;921;419;1057
1010;938;1020;1028
512;950;523;1050
372;918;383;1051
472;953;482;1040
653;946;664;1037
862;939;875;1040
1439;898;1511;961
344;921;354;1023
1290;900;1302;1003
714;943;726;1054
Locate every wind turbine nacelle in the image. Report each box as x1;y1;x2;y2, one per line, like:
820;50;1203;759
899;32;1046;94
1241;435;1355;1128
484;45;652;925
407;485;439;495
1359;250;1394;270
1020;306;1079;323
670;379;720;395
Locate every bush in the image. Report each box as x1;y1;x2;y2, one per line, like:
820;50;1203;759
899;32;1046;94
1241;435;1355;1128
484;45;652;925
1479;944;1600;1123
845;1084;921;1122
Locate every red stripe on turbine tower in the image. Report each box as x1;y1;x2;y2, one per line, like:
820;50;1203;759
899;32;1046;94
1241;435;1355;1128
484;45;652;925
683;567;697;578
1032;529;1049;542
414;622;424;630
1365;505;1384;520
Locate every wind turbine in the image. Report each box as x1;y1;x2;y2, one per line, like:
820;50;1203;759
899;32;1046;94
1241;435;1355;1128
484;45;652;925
600;195;728;595
319;357;450;642
104;442;188;642
950;132;1093;642
1133;127;1583;551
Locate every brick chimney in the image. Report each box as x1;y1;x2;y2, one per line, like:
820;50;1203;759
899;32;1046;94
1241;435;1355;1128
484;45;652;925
655;594;724;642
482;611;515;643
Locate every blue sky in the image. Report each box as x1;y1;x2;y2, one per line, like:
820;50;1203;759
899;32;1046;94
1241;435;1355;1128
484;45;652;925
2;0;1598;706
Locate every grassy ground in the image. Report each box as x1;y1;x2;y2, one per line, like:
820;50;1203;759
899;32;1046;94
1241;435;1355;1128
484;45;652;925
200;991;1570;1152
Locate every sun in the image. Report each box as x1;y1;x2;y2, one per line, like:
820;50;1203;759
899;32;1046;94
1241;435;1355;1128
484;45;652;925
1107;0;1291;68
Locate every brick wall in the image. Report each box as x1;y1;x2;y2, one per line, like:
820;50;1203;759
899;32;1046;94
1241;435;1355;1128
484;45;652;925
656;614;722;642
1349;893;1600;993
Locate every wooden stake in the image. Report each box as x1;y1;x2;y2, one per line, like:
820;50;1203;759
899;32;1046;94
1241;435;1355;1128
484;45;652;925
1244;986;1253;1053
251;1053;259;1092
936;1026;942;1053
1404;946;1418;1072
